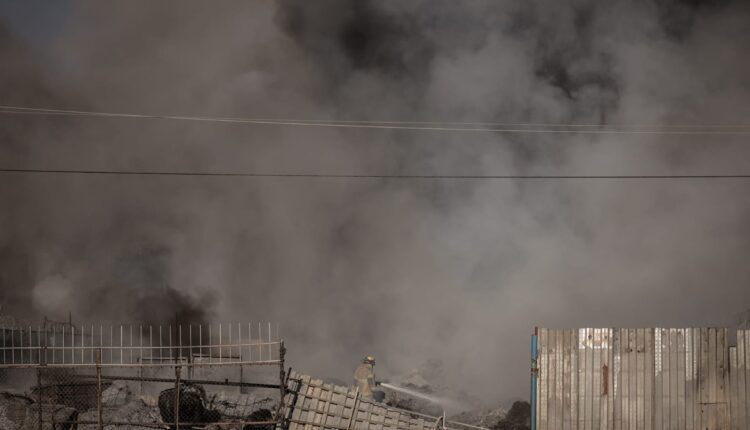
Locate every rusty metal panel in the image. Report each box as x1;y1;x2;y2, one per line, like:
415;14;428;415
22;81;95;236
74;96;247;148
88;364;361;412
591;327;598;429
654;328;662;430
571;329;580;429
730;330;748;429
555;330;565;429
630;329;643;430
621;329;630;430
550;328;558;430
592;328;601;430
613;329;622;430
688;328;697;430
563;330;573;430
644;328;653;430
718;328;729;428
578;328;587;430
540;328;548;430
729;346;739;430
534;327;743;429
676;329;685;430
602;328;612;430
635;328;643;430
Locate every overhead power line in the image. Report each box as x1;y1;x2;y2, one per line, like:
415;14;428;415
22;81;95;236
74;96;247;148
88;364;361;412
1;167;749;180
2;105;750;135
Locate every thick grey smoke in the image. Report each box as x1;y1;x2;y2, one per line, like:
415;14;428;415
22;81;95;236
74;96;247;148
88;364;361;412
2;0;750;404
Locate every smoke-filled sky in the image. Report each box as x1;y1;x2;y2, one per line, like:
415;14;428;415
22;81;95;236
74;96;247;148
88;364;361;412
1;0;750;404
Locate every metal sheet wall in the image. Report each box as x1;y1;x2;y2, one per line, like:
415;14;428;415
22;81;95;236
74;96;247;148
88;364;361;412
536;328;735;429
729;330;749;430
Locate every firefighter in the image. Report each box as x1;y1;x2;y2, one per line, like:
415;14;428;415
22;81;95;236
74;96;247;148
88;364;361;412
353;356;383;401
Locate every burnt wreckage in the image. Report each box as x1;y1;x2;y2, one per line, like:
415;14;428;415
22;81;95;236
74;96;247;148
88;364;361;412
0;320;487;430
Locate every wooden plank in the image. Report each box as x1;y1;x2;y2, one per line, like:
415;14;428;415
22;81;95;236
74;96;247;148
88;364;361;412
605;328;612;430
623;329;631;430
644;328;653;430
635;329;643;430
745;330;750;430
654;329;663;430
699;328;709;429
709;328;719;430
691;329;700;430
593;327;599;430
614;329;622;430
718;328;728;429
684;329;694;430
540;328;548;430
636;328;644;430
662;329;670;430
737;331;748;430
677;329;687;429
729;346;738;430
580;328;587;430
572;329;579;430
557;329;564;430
709;328;718;404
549;328;556;430
551;329;558;430
631;328;638;430
663;329;671;430
593;328;602;430
630;329;640;430
563;329;572;430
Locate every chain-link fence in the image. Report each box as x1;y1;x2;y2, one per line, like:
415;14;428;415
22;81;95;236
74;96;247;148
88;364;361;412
1;360;284;429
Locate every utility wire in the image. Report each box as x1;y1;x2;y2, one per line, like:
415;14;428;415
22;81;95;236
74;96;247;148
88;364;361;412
2;105;750;135
1;167;749;179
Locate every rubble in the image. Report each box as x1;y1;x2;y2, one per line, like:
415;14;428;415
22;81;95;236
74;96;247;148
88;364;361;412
100;380;132;407
0;392;78;430
159;383;221;428
449;405;507;429
76;380;160;429
200;408;274;430
383;359;482;417
492;401;530;430
207;391;275;420
1;379;277;430
78;398;162;430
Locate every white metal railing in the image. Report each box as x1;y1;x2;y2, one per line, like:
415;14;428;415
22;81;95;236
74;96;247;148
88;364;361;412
0;322;281;367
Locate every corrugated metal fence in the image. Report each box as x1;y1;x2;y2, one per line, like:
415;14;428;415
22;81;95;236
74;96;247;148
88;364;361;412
729;329;749;430
533;328;750;430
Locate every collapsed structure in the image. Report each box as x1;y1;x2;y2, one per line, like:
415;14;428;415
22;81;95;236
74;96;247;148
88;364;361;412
0;319;490;430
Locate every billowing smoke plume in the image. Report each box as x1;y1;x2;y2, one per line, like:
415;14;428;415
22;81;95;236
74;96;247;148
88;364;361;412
1;0;750;404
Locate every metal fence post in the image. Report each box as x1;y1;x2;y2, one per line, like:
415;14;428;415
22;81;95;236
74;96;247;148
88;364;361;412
36;367;42;430
278;341;286;420
174;365;181;430
96;348;103;430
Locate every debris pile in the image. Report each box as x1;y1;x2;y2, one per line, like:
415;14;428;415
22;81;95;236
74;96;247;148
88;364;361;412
492;401;530;430
159;383;221;427
0;392;78;430
450;404;507;429
78;398;162;430
208;391;275;421
383;359;483;416
78;380;161;429
1;377;280;429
